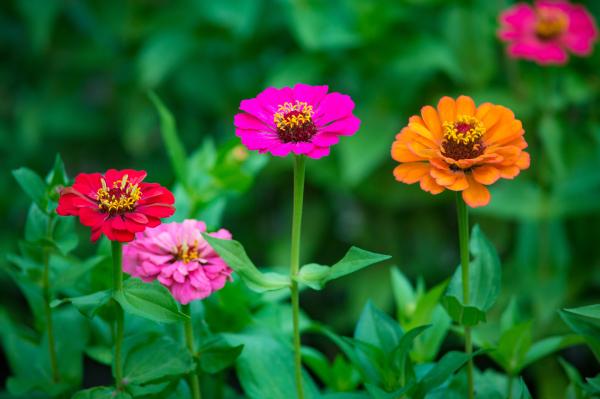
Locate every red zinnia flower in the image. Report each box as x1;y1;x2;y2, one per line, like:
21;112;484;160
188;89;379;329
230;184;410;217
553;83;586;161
57;169;175;242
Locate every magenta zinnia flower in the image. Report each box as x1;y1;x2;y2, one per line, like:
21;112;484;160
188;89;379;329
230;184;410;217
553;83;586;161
498;0;598;65
123;220;233;304
234;83;360;159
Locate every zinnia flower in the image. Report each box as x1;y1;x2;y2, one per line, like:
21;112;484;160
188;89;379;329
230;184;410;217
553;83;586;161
123;220;232;304
57;169;175;242
498;0;598;64
391;96;530;208
234;83;360;159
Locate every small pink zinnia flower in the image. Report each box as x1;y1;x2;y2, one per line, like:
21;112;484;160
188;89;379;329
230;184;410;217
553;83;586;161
123;220;233;304
234;83;360;159
498;0;598;65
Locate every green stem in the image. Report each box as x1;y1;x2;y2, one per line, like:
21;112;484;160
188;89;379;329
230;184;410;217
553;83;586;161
456;194;474;399
507;374;514;399
182;304;202;399
290;155;306;399
112;241;124;390
43;217;60;383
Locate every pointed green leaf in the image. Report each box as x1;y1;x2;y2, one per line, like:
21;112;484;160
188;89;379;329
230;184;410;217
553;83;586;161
72;387;132;399
203;234;290;292
442;225;501;326
148;91;188;185
114;278;188;323
198;335;244;374
560;304;600;361
13;167;48;211
51;290;112;319
295;247;390;290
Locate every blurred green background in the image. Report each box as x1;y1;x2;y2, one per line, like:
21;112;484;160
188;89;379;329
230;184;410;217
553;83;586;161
1;0;600;397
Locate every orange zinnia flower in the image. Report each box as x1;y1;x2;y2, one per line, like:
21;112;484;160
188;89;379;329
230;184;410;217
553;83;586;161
391;96;530;207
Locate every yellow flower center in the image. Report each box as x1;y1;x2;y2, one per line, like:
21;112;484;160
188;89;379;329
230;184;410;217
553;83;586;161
535;8;568;40
175;241;201;264
96;175;142;214
273;101;317;143
442;115;486;161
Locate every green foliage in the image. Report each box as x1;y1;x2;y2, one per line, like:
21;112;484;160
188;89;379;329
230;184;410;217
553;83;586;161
443;225;501;326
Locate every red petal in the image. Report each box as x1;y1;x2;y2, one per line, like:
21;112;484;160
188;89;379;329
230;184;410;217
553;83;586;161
136;204;175;218
79;208;107;227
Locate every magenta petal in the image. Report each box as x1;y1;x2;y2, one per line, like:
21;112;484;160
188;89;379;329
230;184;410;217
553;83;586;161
312;133;340;146
306;146;331;159
314;92;355;125
256;86;294;113
234;112;275;130
318;115;361;136
292;83;329;107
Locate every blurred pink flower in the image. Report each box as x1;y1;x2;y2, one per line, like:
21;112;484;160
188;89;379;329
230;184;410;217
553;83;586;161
123;220;232;304
234;83;360;159
498;0;597;65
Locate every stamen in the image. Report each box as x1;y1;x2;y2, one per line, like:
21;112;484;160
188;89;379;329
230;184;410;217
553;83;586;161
535;8;568;40
175;240;202;263
441;115;486;161
96;176;142;214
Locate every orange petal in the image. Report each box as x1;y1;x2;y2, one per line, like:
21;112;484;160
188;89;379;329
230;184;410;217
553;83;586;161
392;141;424;162
431;167;457;186
472;165;500;185
480;106;503;130
516;151;530;169
420;106;442;141
408;122;438;145
420;174;445;194
498;165;521;179
437;96;456;123
456;95;476;116
447;172;468;191
475;102;494;121
393;163;430;184
462;175;491;207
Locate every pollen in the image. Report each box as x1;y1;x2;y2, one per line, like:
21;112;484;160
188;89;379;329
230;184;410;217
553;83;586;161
273;101;317;143
175;240;203;264
442;115;486;161
96;175;142;214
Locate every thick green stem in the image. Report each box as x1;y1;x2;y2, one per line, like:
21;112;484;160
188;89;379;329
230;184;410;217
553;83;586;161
43;217;60;383
507;374;514;399
182;304;202;399
112;241;124;390
456;194;474;399
290;155;306;399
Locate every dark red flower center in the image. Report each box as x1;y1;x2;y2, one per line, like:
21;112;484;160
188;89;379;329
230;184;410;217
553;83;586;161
96;175;142;214
535;8;568;41
274;101;317;143
441;115;486;161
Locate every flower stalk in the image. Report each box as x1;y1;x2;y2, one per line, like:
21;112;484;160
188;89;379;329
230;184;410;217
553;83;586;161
290;155;306;399
43;216;60;383
182;304;202;399
112;241;125;390
456;193;474;399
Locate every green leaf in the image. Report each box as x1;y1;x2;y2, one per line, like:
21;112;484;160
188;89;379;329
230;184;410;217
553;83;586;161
24;205;50;243
560;304;600;361
521;334;584;371
411;351;472;399
224;332;320;399
389;325;430;381
355;301;402;352
46;153;68;189
295;247;390;290
390;267;416;322
198;335;244;374
490;322;532;374
72;387;132;399
203;234;290;292
148;91;188;185
442;225;501;326
13;167;48;211
51;290;112;319
123;334;195;385
114;278;189;323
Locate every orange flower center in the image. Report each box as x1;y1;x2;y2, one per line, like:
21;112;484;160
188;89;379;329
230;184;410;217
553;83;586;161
535;8;568;40
442;115;485;161
96;175;142;214
273;101;317;143
175;241;202;264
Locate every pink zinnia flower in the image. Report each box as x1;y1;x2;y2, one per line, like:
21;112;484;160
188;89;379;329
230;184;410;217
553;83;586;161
498;0;598;65
234;83;360;159
123;220;233;304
